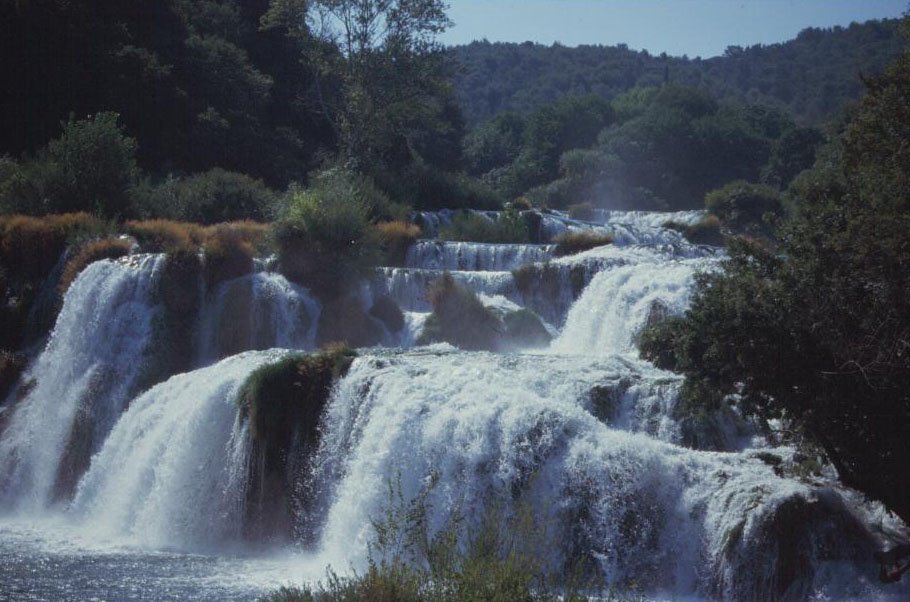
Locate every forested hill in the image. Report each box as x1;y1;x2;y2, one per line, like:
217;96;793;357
449;18;903;125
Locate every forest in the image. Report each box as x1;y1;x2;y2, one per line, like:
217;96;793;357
1;1;909;600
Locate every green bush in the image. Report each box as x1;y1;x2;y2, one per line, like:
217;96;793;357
395;162;504;211
704;180;782;233
133;169;279;224
439;209;529;244
275;169;383;295
0;113;139;218
662;215;725;246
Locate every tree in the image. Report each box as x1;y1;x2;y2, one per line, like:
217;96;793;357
641;31;910;524
264;0;454;174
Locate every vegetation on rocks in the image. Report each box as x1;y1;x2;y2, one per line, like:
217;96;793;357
439;209;529;244
238;346;357;541
552;231;614;256
58;237;132;294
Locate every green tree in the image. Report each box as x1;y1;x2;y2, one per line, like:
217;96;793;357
264;0;453;173
641;32;910;524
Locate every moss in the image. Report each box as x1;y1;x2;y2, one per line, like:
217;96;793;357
552;231;613;256
238;346;356;542
58;237;132;294
502;308;551;349
369;295;405;333
417;273;503;351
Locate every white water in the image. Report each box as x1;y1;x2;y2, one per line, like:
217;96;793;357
70;350;287;550
0;255;164;511
406;240;555;271
198;272;321;363
0;210;908;600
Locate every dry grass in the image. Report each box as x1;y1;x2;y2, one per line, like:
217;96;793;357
59;237;133;294
0;213;103;280
124;219;203;252
203;220;270;249
552;230;613;256
202;223;257;287
372;221;421;265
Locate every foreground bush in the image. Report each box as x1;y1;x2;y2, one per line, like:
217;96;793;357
439;209;529;244
261;482;595;602
552;231;613;256
58;237;133;294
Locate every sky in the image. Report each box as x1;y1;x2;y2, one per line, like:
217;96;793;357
440;0;908;58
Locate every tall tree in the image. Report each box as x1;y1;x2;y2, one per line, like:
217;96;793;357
264;0;454;173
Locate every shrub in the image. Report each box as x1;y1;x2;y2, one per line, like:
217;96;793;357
507;196;534;211
158;247;203;315
124;219;202;253
552;231;613;256
704;180;782;233
637;315;689;371
134;169;279;224
0;213;102;281
275;169;382;295
439;209;530;244
663;215;725;246
372;221;421;266
417;274;503;351
567;202;595;221
1;113;139;217
202;224;256;287
58;237;132;294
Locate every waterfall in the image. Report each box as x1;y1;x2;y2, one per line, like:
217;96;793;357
552;256;715;356
198;272;321;363
308;350;885;599
406;240;555;271
0;255;164;511
70;349;287;549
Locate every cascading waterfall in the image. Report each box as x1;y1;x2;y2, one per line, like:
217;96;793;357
0;209;907;601
552;255;716;356
198;272;321;363
70;350;287;549
0;255;164;511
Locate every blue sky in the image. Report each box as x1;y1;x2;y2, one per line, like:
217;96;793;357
440;1;908;58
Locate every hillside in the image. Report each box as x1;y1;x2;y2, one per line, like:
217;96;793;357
449;18;903;125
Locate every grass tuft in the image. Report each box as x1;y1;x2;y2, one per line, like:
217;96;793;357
552;231;613;256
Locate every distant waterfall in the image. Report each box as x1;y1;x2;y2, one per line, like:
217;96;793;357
552;256;715;356
0;255;164;511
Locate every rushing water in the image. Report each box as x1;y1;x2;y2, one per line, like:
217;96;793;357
0;210;907;601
